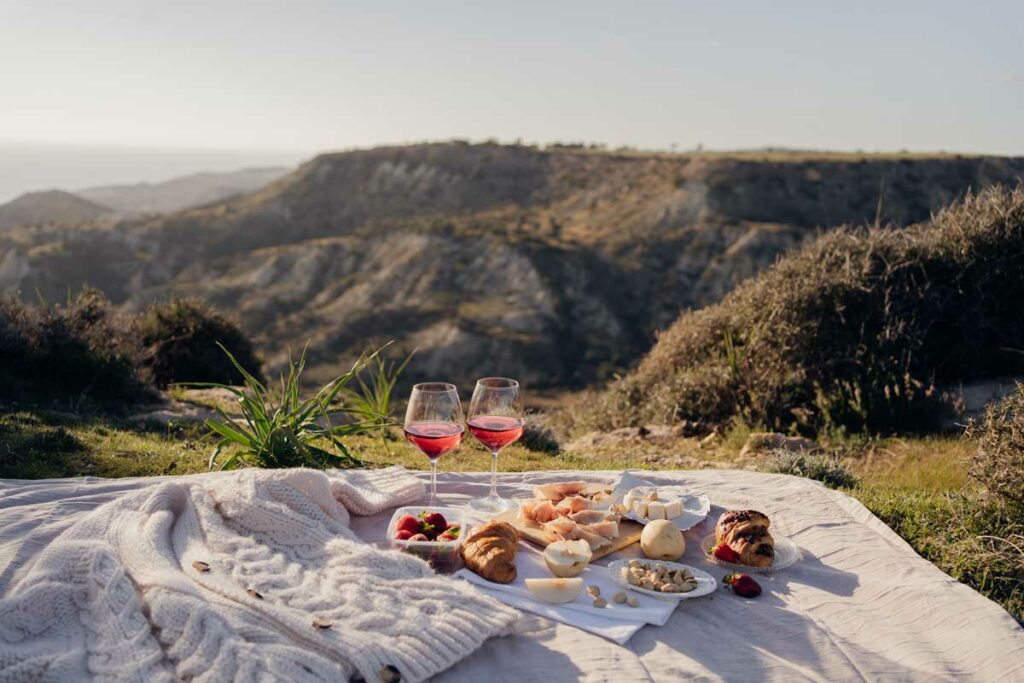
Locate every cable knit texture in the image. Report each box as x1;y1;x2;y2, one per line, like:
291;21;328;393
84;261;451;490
0;467;518;682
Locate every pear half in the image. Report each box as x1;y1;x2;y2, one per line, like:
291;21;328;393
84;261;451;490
525;577;584;604
543;539;593;578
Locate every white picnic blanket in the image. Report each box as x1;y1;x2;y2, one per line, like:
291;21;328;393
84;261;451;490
3;469;1024;681
0;467;518;682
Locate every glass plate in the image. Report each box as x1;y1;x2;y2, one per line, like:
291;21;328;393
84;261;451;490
700;533;801;573
607;559;718;601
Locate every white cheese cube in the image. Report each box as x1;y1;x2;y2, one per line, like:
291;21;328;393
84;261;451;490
647;501;667;520
631;499;649;517
665;499;683;519
624;492;638;510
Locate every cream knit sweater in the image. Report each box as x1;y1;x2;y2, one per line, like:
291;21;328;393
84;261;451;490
0;467;519;682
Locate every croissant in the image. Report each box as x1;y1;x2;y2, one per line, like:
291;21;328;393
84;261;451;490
715;509;775;568
462;521;519;583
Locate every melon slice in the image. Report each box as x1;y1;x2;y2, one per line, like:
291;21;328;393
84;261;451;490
524;577;584;604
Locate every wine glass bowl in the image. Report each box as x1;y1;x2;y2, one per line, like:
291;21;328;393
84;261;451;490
467;377;523;513
404;382;464;507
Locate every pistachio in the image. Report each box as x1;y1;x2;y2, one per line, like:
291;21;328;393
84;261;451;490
627;596;639;607
587;585;601;598
312;617;333;630
191;560;211;573
612;591;627;604
593;596;607;608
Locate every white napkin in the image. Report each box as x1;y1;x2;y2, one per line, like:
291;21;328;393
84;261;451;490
456;542;677;644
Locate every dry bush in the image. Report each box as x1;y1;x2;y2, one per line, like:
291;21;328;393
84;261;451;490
134;298;263;388
0;288;149;409
576;186;1024;436
966;385;1024;507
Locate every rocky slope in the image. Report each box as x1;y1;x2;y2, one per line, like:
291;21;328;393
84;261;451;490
1;143;1022;388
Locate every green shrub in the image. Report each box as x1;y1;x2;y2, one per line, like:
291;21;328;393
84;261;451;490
966;384;1024;507
0;288;150;409
761;449;859;489
134;298;264;387
576;186;1024;435
520;416;561;454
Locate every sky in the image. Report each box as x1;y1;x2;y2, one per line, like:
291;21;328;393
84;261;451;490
0;0;1022;199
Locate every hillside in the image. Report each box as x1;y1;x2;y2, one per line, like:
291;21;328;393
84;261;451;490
568;186;1024;435
77;167;290;216
0;190;111;230
1;142;1022;388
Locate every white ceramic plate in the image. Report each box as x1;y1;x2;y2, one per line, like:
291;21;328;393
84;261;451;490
607;559;718;601
621;490;711;531
700;533;801;573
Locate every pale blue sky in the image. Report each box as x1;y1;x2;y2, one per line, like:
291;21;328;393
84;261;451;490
1;0;1022;155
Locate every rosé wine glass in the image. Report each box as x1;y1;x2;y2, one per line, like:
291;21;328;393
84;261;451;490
404;382;464;507
467;377;524;513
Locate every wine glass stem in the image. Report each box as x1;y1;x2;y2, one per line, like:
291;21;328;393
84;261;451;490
429;460;438;506
489;450;499;498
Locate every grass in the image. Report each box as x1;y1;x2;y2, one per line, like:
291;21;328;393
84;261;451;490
0;410;638;480
0;411;208;479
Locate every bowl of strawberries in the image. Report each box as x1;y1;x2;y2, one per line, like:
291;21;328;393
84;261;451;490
386;507;467;572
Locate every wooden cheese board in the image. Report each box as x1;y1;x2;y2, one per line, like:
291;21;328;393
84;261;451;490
492;509;644;561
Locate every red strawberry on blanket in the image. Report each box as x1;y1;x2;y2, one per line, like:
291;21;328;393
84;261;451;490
396;514;421;536
711;542;741;564
723;573;762;598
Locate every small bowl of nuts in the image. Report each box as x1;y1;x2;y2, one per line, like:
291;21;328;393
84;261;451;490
607;559;717;601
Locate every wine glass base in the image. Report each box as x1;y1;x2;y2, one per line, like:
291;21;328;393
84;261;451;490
468;494;518;514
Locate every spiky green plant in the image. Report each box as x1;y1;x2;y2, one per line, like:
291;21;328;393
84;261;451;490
199;343;392;470
341;351;414;423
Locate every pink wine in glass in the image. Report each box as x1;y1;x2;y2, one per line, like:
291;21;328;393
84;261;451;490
468;416;524;452
404;421;464;460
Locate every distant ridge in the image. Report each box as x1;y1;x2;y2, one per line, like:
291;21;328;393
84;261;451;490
2;142;1022;389
77;167;290;215
0;189;111;230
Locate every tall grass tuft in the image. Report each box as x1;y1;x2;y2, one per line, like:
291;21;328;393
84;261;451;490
201;344;396;470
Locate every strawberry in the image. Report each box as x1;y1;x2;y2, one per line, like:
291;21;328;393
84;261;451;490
395;529;415;540
408;533;430;542
711;542;740;563
396;514;421;536
723;573;762;598
419;511;448;539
